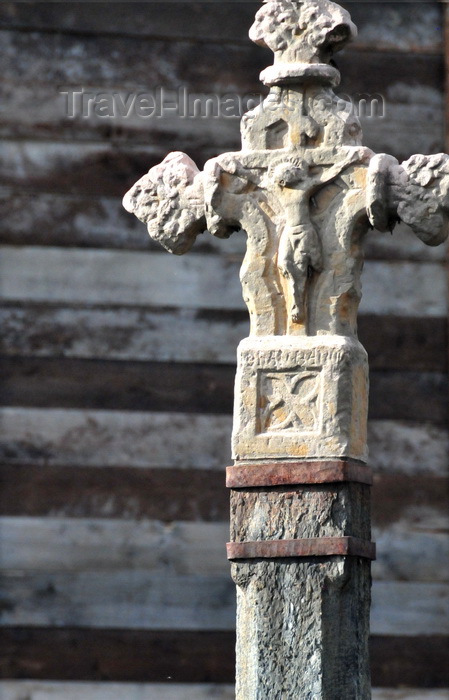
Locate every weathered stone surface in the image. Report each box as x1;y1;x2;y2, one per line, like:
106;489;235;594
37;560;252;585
123;151;205;255
232;335;368;461
367;152;449;246
233;557;371;698
250;0;356;89
230;483;371;542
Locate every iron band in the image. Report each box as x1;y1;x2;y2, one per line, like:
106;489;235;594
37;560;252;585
226;459;372;489
226;536;376;561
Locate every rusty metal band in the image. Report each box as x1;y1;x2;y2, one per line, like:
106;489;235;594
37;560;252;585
226;536;376;561
226;460;372;489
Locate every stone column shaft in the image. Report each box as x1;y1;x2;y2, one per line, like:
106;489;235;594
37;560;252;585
230;486;372;698
226;335;374;699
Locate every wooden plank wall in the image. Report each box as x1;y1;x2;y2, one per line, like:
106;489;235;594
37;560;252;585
0;1;448;697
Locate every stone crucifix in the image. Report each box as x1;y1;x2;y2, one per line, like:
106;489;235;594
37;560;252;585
123;1;449;697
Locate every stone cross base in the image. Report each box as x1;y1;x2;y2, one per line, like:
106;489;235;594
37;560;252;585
227;335;374;699
232;336;369;464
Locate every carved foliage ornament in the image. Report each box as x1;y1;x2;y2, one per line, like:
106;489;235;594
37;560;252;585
123;0;449;338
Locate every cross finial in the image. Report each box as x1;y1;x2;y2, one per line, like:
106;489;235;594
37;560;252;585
250;0;356;83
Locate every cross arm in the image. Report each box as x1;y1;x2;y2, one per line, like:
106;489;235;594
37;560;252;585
122;150;247;254
367;152;449;246
122;151;207;255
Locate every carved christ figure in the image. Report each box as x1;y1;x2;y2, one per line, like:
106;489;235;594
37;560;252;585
123;0;449;340
268;147;367;324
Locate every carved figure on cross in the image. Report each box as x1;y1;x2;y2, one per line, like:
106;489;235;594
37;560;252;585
124;0;449;339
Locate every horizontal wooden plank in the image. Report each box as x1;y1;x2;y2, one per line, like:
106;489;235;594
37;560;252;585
0;628;238;683
370;635;449;689
0;465;230;522
371;582;449;635
0;683;236;700
1;465;447;543
0;357;236;413
0;190;153;251
366;420;449;476
1;356;447;423
0;246;246;310
340;55;444;160
348;2;443;54
360;261;448;318
0;571;237;631
0;628;448;686
0;2;260;43
0;247;446;317
0;2;442;54
0;30;267;94
0;514;447;583
0;142;217;198
359;98;444;162
0;408;233;469
0;189;247;257
359;315;447;372
363;225;448;262
0;409;447;476
0;518;230;576
0;683;447;700
0;305;249;366
337;51;443;102
0;569;446;634
368;371;448;424
373;529;449;582
372;474;449;529
1;189;446;262
0;304;446;371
